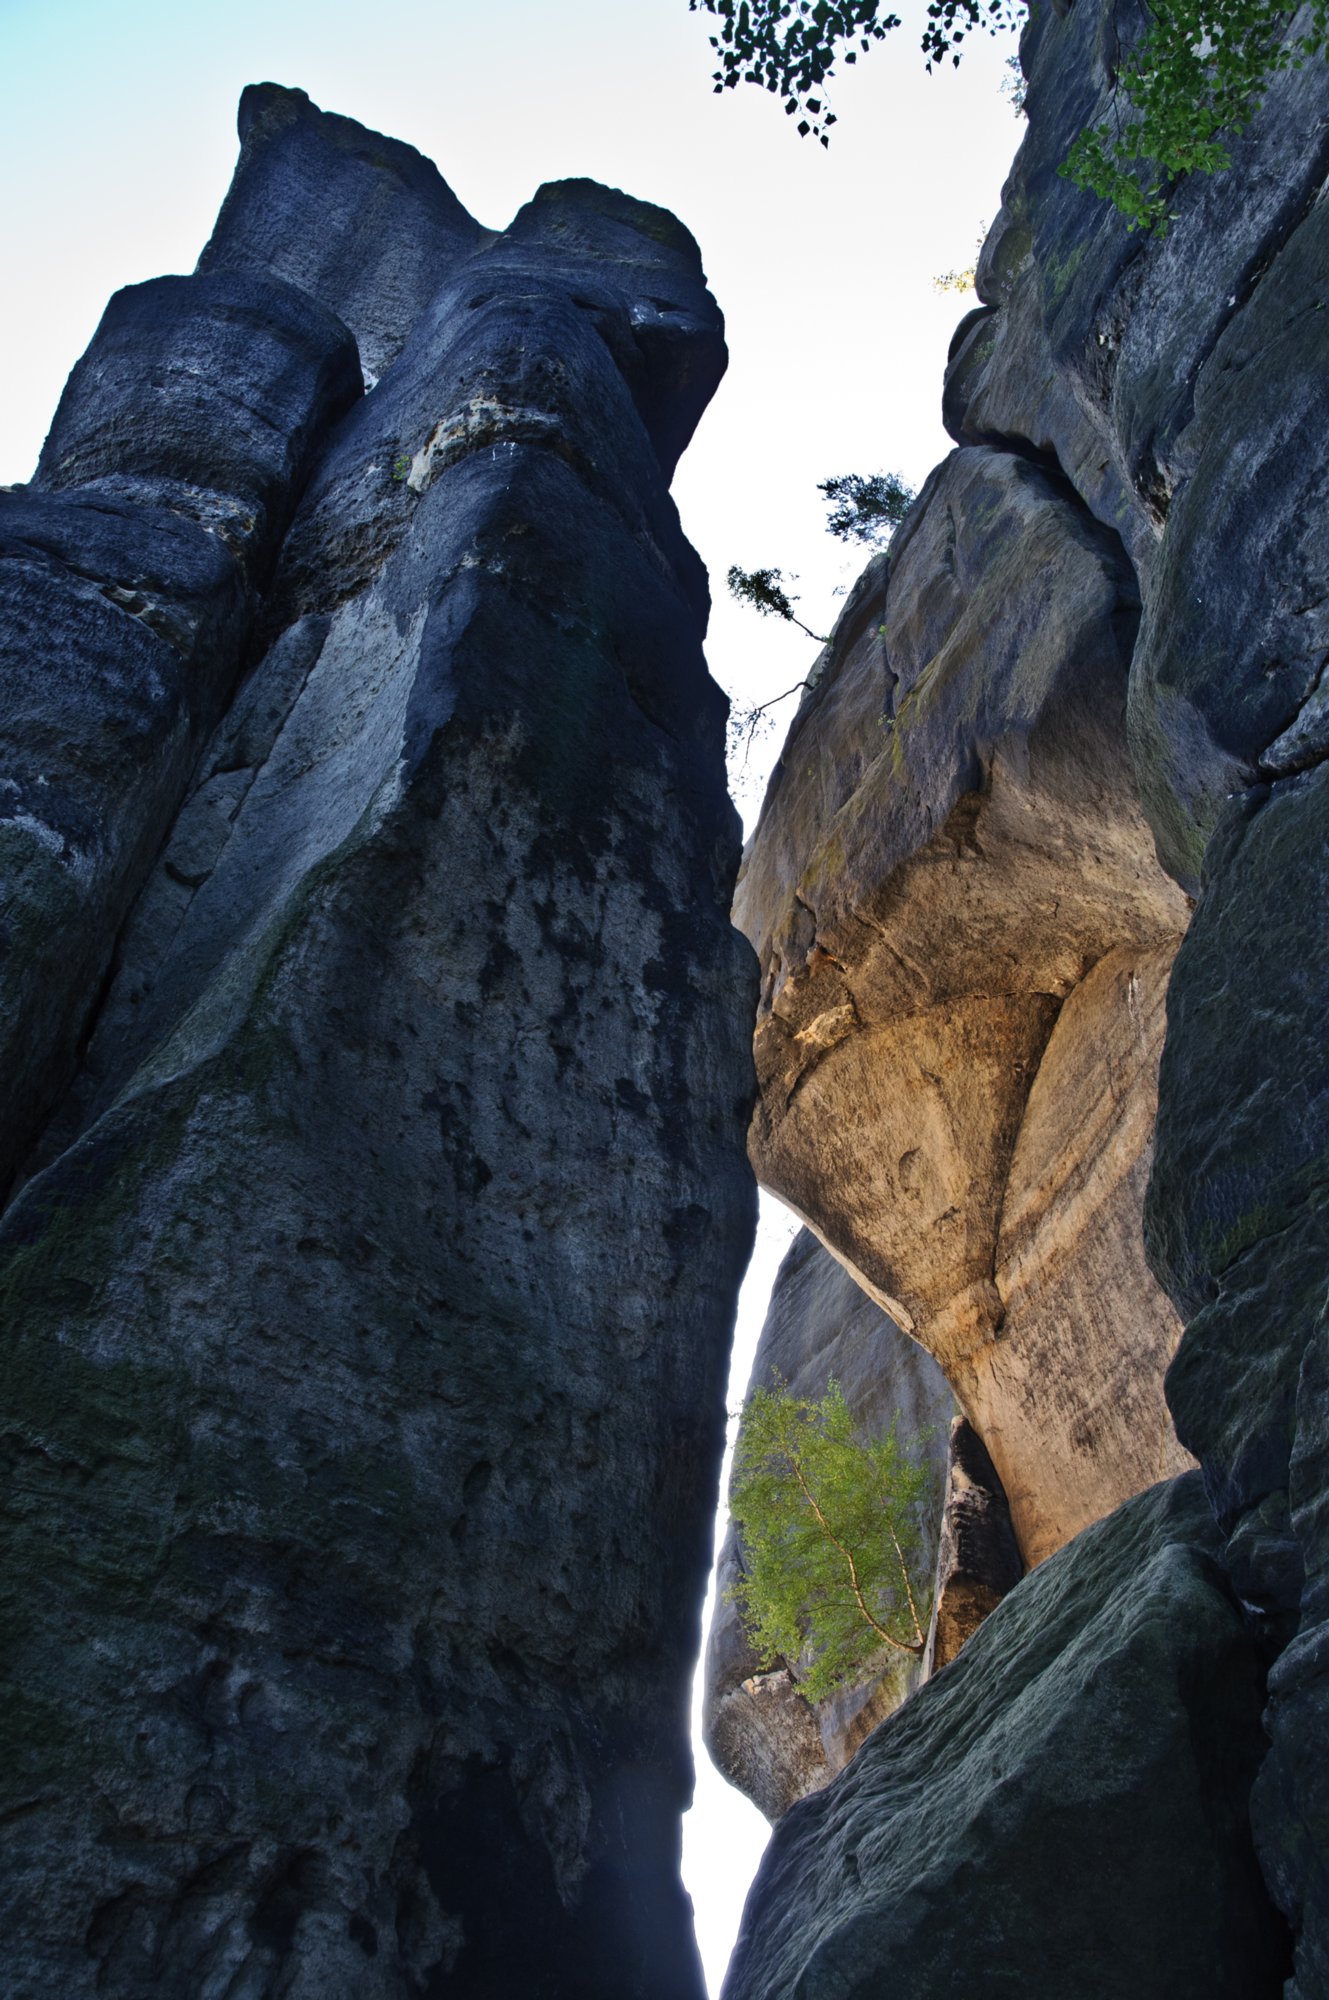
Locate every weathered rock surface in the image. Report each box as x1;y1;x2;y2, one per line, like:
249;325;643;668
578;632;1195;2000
736;444;1192;1566
0;268;361;1198
722;1475;1288;2000
946;4;1329;1983
0;88;753;1999
948;1;1329;891
703;1229;955;1821
1146;769;1329;1993
925;1415;1023;1675
719;0;1329;1986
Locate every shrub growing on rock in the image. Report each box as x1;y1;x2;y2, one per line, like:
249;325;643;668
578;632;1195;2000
728;1376;932;1700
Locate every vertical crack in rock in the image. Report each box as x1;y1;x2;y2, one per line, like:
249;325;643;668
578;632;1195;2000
0;85;755;2000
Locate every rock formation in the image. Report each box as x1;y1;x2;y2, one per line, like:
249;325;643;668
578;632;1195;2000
716;0;1329;1988
703;1231;1025;1824
924;1416;1024;1676
0;85;754;1999
722;1477;1288;2000
736;450;1193;1569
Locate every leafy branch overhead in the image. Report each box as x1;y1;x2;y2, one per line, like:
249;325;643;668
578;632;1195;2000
727;1376;933;1703
690;0;1329;229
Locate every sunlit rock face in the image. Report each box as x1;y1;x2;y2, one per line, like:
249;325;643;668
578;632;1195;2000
736;450;1193;1570
0;85;754;2000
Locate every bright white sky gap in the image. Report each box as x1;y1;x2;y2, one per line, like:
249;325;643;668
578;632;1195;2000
0;1;1023;1986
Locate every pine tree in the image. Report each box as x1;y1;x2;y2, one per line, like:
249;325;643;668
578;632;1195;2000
727;1376;933;1703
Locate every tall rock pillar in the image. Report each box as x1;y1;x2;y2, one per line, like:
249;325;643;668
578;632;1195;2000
0;86;755;1999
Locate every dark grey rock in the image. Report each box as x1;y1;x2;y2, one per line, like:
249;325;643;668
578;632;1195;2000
33;269;362;568
945;1;1329;889
703;1229;955;1822
0;92;750;2000
1145;766;1329;1991
197;82;487;383
925;1416;1024;1675
0;273;359;1198
1128;187;1329;885
1149;770;1329;1520
721;1476;1287;2000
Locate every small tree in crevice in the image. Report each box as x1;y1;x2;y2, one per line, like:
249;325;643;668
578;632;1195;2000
818;470;914;547
727;1375;933;1703
724;471;914;777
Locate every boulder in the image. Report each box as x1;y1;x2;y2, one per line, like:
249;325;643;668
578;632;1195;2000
722;1476;1288;2000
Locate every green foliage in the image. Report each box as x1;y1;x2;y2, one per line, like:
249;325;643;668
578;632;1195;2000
690;0;903;143
726;563;828;641
690;0;1327;231
727;1376;932;1701
819;470;916;545
1061;0;1329;231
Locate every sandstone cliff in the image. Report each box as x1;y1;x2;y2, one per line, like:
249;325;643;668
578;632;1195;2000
714;0;1329;1988
0;86;754;1998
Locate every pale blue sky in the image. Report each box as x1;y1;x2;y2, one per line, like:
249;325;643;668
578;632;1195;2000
0;2;1023;1986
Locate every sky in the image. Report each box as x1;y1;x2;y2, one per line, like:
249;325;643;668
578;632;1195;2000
0;0;1024;1987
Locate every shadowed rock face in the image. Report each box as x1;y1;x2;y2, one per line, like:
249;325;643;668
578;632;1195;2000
703;1229;956;1822
947;3;1329;1980
947;0;1329;893
721;1477;1289;2000
0;268;362;1200
0;85;753;2000
925;1416;1023;1675
736;446;1192;1567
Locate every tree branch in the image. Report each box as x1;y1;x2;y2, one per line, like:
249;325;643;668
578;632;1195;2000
790;1455;924;1656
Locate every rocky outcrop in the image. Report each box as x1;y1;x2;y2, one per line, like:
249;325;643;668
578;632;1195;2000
0;86;753;1999
736;446;1193;1567
703;1229;956;1820
947;0;1329;892
722;1475;1289;2000
724;0;1329;1986
947;2;1329;1983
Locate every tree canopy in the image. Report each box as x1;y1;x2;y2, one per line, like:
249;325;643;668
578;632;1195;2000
727;1376;933;1702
